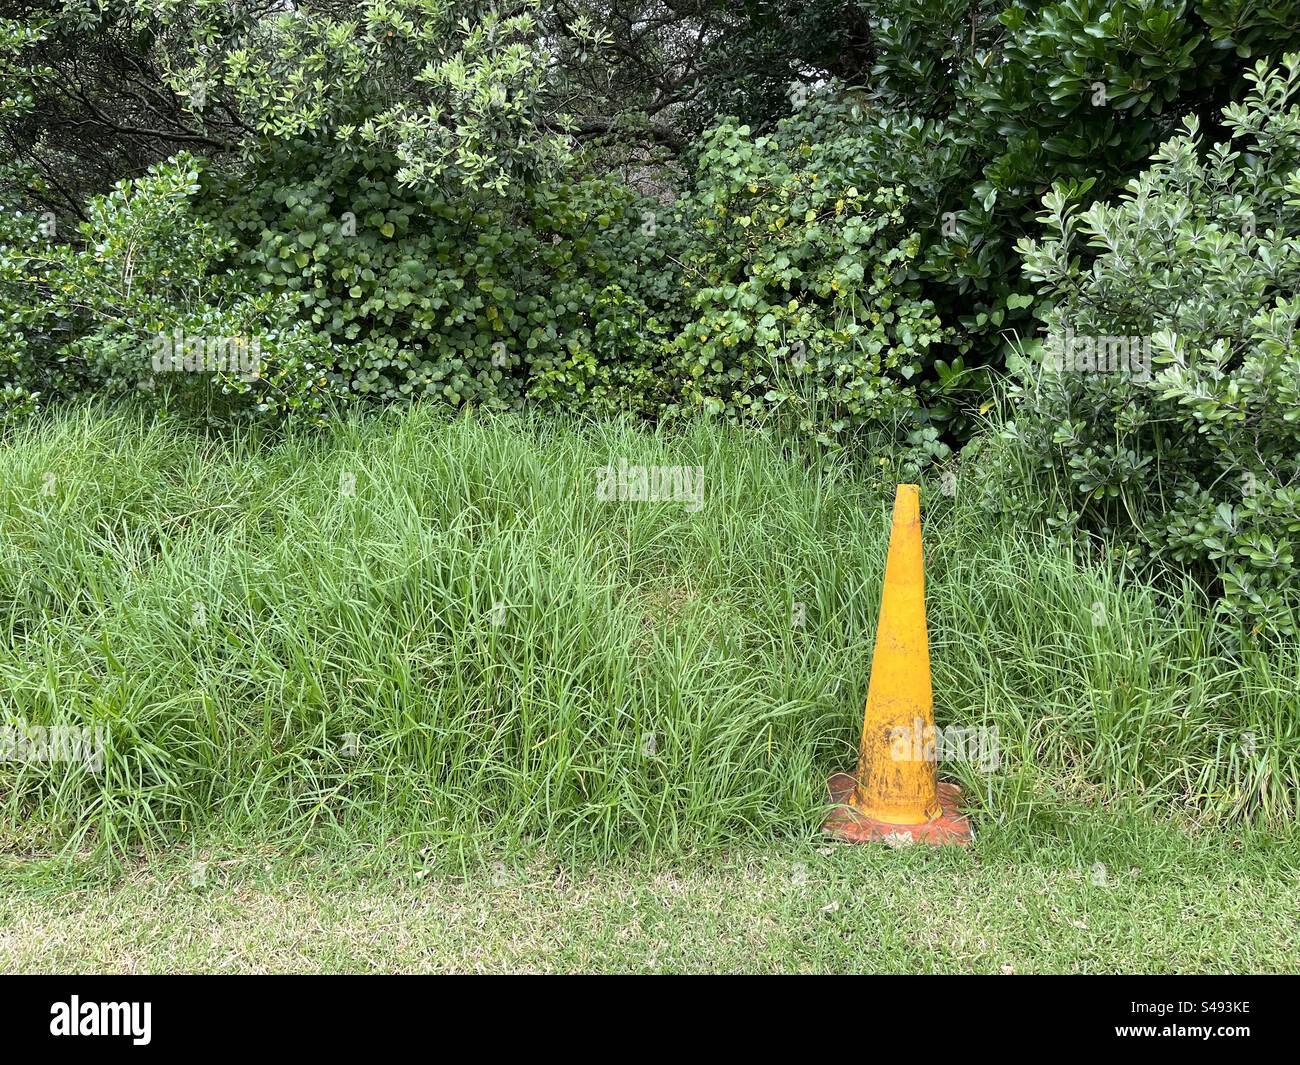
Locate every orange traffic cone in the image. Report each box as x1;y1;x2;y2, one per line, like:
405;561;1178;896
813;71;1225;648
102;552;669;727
823;484;972;845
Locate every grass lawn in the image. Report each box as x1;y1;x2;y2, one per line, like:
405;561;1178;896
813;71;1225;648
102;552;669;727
1;403;1296;972
3;821;1297;973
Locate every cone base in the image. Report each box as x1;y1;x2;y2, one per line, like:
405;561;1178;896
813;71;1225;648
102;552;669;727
822;772;972;845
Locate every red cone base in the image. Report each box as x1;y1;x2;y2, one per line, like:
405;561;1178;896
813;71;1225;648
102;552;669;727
822;772;973;845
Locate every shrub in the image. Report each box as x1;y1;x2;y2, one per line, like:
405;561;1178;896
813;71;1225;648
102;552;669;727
205;142;685;418
0;210;48;425
1002;55;1300;630
0;153;342;423
668;97;951;464
136;0;587;196
866;0;1300;372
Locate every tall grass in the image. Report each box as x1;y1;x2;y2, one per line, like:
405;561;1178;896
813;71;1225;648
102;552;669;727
1;402;1295;859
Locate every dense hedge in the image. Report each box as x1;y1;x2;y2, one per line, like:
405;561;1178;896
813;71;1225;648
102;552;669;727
990;57;1300;629
668;97;950;462
2;104;956;469
207;142;685;419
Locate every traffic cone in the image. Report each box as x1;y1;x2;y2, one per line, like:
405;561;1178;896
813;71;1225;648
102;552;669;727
823;484;972;845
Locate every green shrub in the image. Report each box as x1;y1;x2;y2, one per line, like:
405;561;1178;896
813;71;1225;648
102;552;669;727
1001;55;1300;630
0;153;342;423
0;209;48;425
669;97;950;464
206;142;684;418
134;0;584;196
866;1;1300;373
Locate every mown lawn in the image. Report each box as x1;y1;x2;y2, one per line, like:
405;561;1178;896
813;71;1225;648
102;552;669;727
3;820;1297;973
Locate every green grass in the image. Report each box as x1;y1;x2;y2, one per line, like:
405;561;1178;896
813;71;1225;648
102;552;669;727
1;402;1297;864
2;820;1296;973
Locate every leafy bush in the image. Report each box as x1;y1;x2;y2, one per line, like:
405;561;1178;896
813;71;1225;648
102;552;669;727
0;208;48;425
0;153;341;422
868;1;1300;355
205;142;684;418
1001;55;1300;629
668;97;950;462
